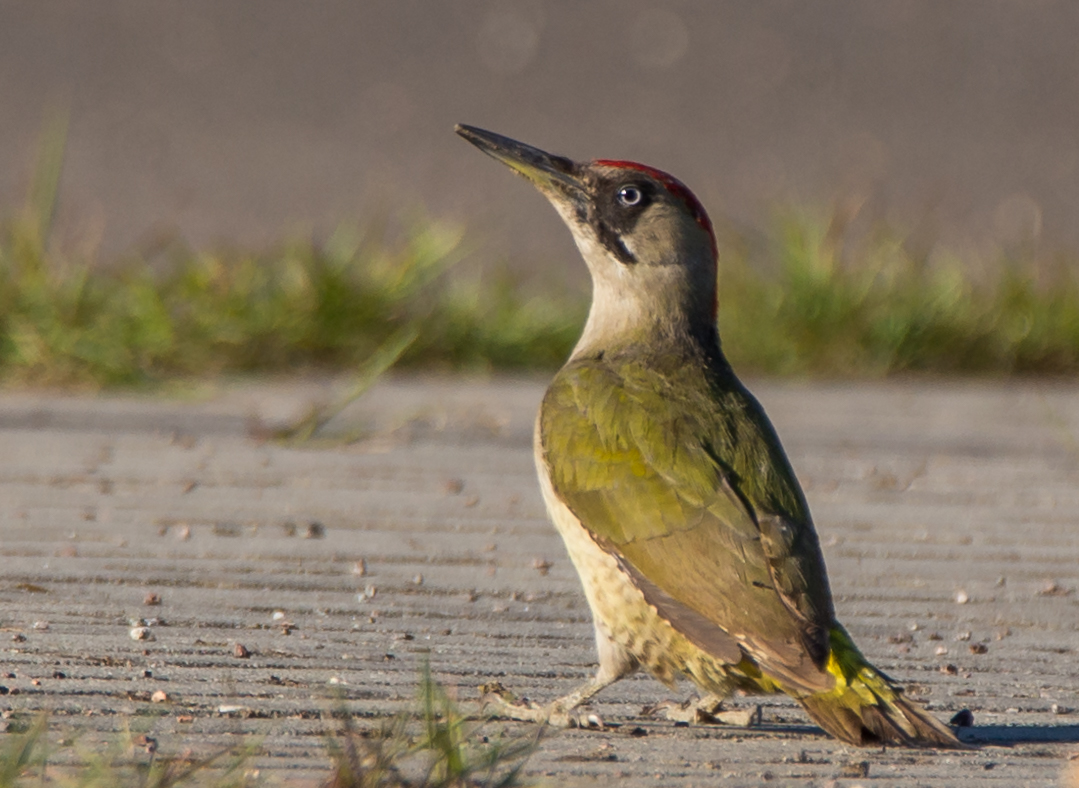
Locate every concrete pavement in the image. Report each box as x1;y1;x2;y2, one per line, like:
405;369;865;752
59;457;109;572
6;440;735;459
1;376;1079;786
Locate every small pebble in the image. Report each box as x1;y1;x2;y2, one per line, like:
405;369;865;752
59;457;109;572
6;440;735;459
32;621;49;631
150;690;168;703
955;590;969;604
129;626;154;641
1038;580;1072;597
363;584;377;600
352;559;367;576
956;631;971;641
837;761;869;779
212;522;242;538
302;521;324;539
443;478;465;495
532;557;553;576
412;574;424;586
935;646;948;656
949;709;974;727
143;592;162;606
940;663;959;675
272;610;286;621
233;643;251;658
1052;703;1072;715
969;643;988;655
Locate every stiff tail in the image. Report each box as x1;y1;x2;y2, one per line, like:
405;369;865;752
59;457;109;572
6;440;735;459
799;626;964;748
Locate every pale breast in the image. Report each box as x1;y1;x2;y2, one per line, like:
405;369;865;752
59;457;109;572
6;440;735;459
533;426;743;693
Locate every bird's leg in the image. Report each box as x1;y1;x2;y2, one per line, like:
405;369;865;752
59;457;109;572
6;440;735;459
481;674;615;728
481;624;637;728
644;693;761;727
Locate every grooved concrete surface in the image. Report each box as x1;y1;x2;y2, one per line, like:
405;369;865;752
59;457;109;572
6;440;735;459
1;377;1079;786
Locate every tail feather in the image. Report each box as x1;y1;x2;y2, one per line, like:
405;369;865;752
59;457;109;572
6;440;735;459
799;626;965;748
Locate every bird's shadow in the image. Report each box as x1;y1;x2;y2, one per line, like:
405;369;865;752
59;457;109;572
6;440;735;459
743;722;1079;747
958;725;1079;746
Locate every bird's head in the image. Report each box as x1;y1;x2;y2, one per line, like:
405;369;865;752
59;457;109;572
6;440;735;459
457;125;719;356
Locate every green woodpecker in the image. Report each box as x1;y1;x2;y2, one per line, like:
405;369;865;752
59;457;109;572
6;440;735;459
456;124;961;748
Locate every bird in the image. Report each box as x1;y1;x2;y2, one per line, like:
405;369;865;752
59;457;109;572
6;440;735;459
455;124;962;748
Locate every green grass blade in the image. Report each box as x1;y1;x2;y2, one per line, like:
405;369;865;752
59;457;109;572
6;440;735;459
28;109;68;248
277;324;419;443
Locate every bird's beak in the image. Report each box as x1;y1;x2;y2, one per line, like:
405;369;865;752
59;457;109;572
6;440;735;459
455;125;586;197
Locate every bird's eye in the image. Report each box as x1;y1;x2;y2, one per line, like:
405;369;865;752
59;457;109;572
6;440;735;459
617;185;642;206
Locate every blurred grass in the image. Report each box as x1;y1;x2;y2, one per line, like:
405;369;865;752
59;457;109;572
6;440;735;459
717;208;1079;377
0;667;536;788
325;664;537;788
0;200;586;387
3;123;1079;387
0;183;585;387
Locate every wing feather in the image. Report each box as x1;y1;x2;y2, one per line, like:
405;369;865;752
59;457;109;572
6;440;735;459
540;356;835;692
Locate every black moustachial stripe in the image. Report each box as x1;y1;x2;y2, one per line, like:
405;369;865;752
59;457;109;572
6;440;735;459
594;218;637;264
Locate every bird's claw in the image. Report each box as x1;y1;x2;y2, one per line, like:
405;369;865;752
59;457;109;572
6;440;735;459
479;682;603;728
643;697;761;727
479;680;521;705
549;706;605;729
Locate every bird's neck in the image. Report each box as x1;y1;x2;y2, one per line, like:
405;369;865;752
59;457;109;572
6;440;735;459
571;274;724;367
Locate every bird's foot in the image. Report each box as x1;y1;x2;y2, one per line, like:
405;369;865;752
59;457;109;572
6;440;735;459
479;681;605;729
642;695;761;727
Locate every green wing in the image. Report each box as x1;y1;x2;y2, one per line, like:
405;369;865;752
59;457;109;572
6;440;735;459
540;355;835;692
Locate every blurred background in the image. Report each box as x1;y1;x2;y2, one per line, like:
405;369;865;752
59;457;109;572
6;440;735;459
3;0;1078;263
2;1;1078;384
